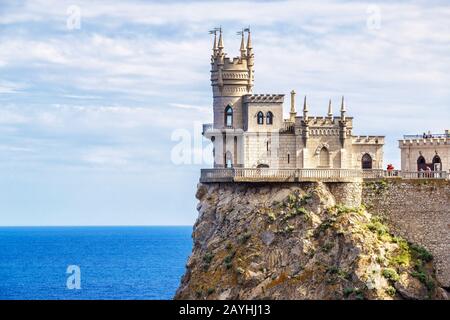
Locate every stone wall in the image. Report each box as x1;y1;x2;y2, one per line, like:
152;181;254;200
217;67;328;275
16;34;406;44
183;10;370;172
362;180;450;287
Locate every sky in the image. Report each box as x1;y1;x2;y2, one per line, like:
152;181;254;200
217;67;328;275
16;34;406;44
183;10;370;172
0;0;449;226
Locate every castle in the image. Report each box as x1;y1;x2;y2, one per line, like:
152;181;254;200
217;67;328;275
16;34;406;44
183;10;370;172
203;28;385;170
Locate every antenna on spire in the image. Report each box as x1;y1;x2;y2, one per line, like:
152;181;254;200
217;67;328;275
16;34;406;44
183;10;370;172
209;27;220;54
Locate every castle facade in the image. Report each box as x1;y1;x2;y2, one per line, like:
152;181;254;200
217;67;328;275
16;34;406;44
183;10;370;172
203;29;384;170
399;131;450;172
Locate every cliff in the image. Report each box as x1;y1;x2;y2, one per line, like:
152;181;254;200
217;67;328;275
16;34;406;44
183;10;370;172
175;182;449;300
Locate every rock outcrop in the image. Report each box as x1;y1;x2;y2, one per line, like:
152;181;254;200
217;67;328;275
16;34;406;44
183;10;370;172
175;182;447;300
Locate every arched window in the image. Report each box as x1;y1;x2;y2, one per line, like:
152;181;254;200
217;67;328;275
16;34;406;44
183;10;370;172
266;111;273;125
257;164;269;168
257;111;264;125
225;151;233;168
433;155;442;171
319;147;330;167
225;106;233;127
417;156;426;171
361;153;373;169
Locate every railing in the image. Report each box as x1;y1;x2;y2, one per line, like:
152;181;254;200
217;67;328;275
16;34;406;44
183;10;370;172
403;134;449;139
200;168;449;183
234;168;297;182
200;168;235;182
400;171;448;179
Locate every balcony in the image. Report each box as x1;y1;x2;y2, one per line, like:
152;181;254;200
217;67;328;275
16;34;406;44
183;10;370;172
200;168;449;183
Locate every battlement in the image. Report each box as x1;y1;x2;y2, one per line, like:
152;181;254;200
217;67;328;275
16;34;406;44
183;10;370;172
297;116;354;127
352;135;385;145
243;94;284;104
399;137;449;147
223;56;248;68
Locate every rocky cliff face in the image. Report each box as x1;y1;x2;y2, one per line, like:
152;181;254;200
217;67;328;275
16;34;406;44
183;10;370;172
175;182;448;300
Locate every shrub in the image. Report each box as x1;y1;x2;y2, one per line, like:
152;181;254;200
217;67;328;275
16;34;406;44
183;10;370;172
203;252;214;264
322;242;334;253
224;251;235;270
343;287;354;297
410;244;433;262
238;233;251;245
382;268;400;282
296;207;309;215
385;286;396;297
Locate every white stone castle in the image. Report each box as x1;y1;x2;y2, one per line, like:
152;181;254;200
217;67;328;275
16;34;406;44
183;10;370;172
203;28;385;170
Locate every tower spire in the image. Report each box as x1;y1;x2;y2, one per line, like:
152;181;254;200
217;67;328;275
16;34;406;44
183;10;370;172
246;27;253;51
290;90;297;122
218;27;224;51
238;29;246;59
209;28;219;57
213;31;218;55
328;99;333;117
303;95;309;119
340;96;346;120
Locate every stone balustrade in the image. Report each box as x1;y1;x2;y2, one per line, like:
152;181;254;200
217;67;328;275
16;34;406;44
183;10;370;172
200;168;449;183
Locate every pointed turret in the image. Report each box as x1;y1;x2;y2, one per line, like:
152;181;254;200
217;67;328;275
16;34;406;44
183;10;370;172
212;30;218;57
303;95;309;119
245;27;254;92
239;29;246;59
290;90;297;122
218;27;224;52
340;96;346;121
327;99;333;117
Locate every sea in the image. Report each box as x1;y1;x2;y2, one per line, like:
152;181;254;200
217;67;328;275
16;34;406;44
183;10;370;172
0;226;193;300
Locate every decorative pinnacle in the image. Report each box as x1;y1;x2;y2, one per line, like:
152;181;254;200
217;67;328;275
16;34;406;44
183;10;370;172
328;99;333;117
237;29;246;56
245;26;252;50
218;26;224;49
209;28;219;54
341;96;346;112
290;90;296;113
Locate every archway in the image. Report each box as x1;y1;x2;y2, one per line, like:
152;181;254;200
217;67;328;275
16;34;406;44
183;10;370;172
319;147;330;167
225;151;233;168
361;153;373;169
432;155;442;171
257;164;269;168
417;156;427;171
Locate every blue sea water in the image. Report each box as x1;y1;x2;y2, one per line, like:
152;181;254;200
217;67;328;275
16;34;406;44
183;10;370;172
0;226;193;300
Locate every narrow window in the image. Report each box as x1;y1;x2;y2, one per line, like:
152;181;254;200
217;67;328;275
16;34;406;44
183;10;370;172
287;153;290;164
257;111;264;125
225;106;233;127
266;111;273;125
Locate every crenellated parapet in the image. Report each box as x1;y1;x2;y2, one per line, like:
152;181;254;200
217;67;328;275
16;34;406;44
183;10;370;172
399;137;449;147
353;135;385;145
243;94;284;104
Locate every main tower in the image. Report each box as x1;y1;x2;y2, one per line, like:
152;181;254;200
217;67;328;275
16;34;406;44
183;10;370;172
210;28;254;130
